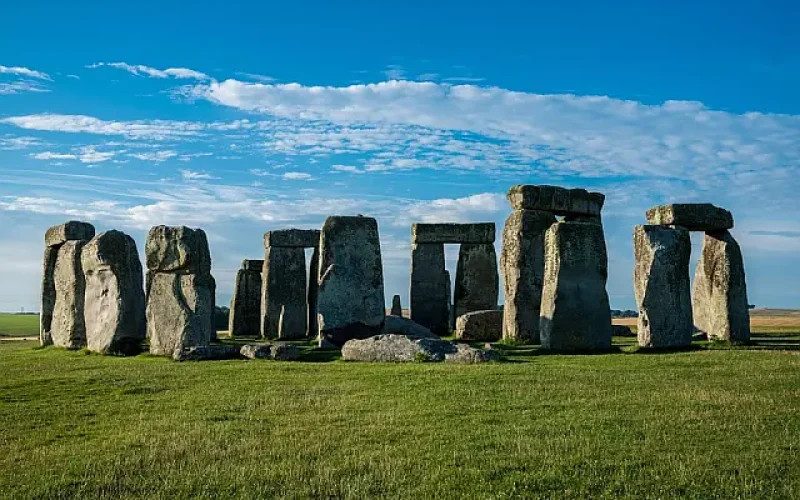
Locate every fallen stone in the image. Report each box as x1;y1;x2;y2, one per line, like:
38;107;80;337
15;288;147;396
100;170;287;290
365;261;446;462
500;209;556;343
263;229;320;248
612;325;635;337
411;223;495;244
455;309;503;342
229;267;262;337
262;246;307;339
506;185;604;216
645;204;733;231
271;343;301;361
444;343;501;363
147;273;215;356
454;243;499;321
81;230;146;354
50;241;87;349
390;294;402;316
382;315;438;339
145;225;211;275
317;216;385;345
633;225;693;348
240;343;272;359
173;344;241;361
45;221;95;248
341;334;498;363
540;221;613;351
410;243;450;336
693;230;750;342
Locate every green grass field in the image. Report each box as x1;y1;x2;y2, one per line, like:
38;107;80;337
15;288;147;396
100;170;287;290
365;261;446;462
0;313;39;337
1;339;799;499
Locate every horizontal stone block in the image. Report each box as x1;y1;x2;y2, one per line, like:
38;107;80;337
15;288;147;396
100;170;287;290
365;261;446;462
507;185;604;216
411;223;495;244
263;229;320;248
45;221;95;247
645;204;733;231
455;309;503;342
241;259;264;271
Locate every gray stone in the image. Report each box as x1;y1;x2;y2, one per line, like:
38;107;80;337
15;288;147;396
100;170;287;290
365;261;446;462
209;275;217;341
317;216;385;347
455;309;503;342
411;223;495;244
145;225;211;275
341;334;498;363
261;246;307;339
646;204;733;231
500;209;556;343
454;243;499;321
390;294;402;316
540;221;612;351
307;246;319;338
444;343;501;363
633;225;693;348
50;241;88;349
270;343;301;361
410;243;450;336
612;325;635;337
507;185;604;216
263;229;320;248
241;259;264;271
81;230;146;354
147;272;214;356
445;270;453;331
39;246;58;346
240;343;272;359
693;230;750;342
173;344;241;361
44;221;95;248
382;315;438;339
229;268;262;337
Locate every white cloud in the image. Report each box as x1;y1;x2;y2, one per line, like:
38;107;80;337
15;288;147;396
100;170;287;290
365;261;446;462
88;62;209;80
129;150;178;162
236;72;276;83
1;114;207;139
0;65;51;80
331;164;365;174
180;169;216;181
0;81;49;95
30;146;116;164
282;172;313;180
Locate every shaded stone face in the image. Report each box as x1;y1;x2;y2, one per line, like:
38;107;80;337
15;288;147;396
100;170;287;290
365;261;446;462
317;216;385;346
241;259;264;271
39;246;58;346
45;221;96;248
645;204;733;231
262;246;307;339
147;273;215;356
228;268;262;337
390;295;402;316
411;223;495;244
633;225;693;348
454;243;499;321
506;185;604;216
540;221;612;351
410;243;450;336
50;241;87;349
82;230;146;354
145;225;211;275
693;230;750;342
500;209;556;343
263;229;321;248
307;246;320;338
455;309;503;342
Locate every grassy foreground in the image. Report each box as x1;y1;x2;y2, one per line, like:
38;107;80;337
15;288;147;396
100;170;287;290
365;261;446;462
1;341;799;499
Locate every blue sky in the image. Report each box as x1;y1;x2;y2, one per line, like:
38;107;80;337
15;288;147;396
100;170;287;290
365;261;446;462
1;0;799;312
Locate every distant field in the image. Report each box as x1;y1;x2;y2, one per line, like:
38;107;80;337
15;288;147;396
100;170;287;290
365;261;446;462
614;309;800;336
0;313;38;337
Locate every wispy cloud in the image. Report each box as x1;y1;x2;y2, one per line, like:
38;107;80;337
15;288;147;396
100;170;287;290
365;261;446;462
282;171;313;180
179;169;216;181
0;65;51;80
0;81;49;95
88;62;210;80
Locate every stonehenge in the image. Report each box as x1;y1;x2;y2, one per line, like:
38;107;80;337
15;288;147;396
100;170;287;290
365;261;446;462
228;259;263;337
390;295;402;316
455;309;503;342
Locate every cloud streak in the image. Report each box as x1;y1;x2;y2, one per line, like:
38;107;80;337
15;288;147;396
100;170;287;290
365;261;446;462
88;62;210;80
0;65;51;80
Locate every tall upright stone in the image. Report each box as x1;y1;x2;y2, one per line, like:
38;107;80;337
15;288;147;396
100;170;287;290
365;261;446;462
228;259;263;337
50;240;88;349
693;230;750;342
410;243;449;336
81;230;146;354
633;225;693;348
390;295;402;316
500;209;556;343
540;221;612;351
307;246;320;338
317;216;385;347
262;246;307;339
454;243;499;321
145;226;215;357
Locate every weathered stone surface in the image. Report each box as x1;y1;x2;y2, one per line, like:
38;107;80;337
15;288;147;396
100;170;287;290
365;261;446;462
262;246;307;339
241;259;264;271
410;243;449;336
411;223;495;244
50;241;87;349
271;343;301;361
45;221;95;248
455;309;503;341
39;246;58;346
173;344;241;361
382;315;438;339
445;270;453;331
145;225;211;275
263;229;320;248
693;230;750;342
454;243;499;321
341;334;498;363
241;343;272;359
500;209;556;343
228;268;262;337
81;230;146;354
307;246;319;338
507;185;604;216
645;204;733;231
540;221;612;351
390;294;402;316
147;272;214;356
633;225;693;348
317;216;385;346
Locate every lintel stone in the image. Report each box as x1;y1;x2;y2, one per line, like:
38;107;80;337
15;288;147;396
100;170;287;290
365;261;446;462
507;185;604;216
241;259;264;271
645;204;733;231
411;223;495;244
263;229;321;248
45;221;95;247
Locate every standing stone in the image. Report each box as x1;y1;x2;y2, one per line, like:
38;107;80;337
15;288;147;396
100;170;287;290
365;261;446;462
307;246;320;338
146;226;215;356
390;295;403;316
50;240;88;349
693;230;750;342
540;221;612;351
262;246;307;339
633;225;693;348
500;209;556;343
445;270;453;332
317;216;385;347
410;243;450;336
228;260;263;337
81;230;146;354
454;243;499;321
